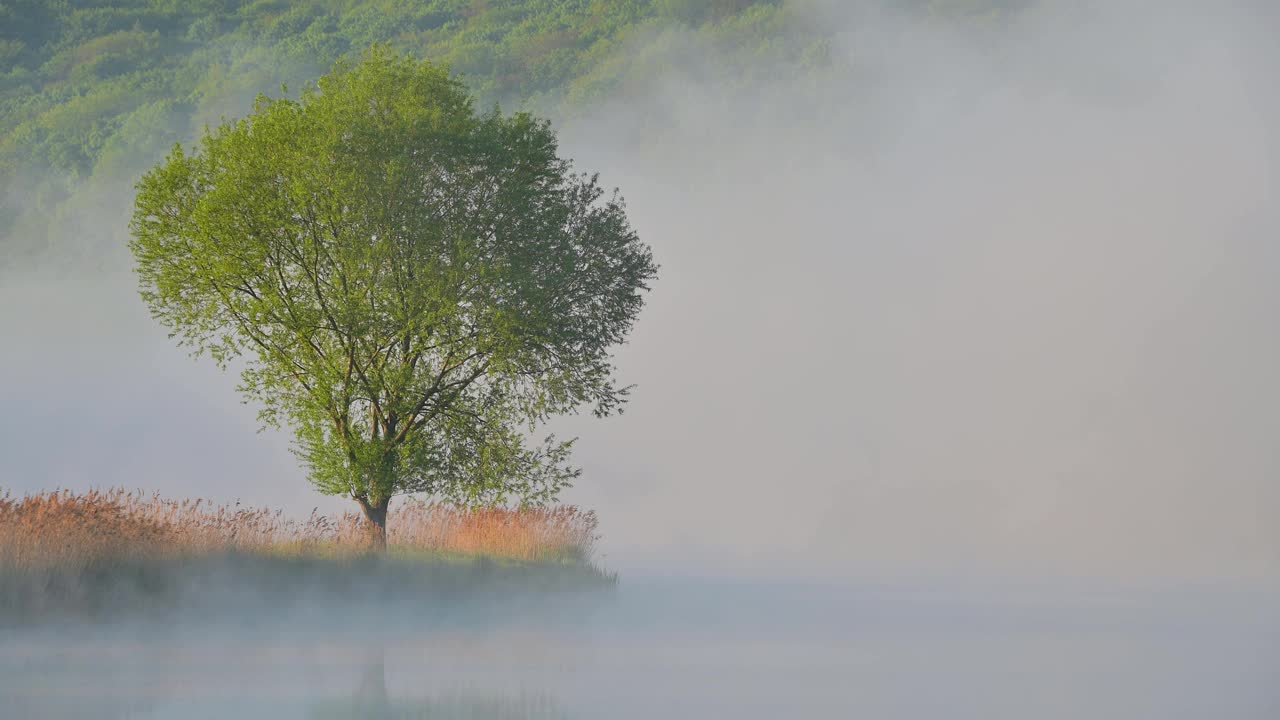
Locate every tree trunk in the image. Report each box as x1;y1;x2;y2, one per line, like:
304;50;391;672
356;497;390;552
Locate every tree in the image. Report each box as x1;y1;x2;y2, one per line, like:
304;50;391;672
129;46;657;549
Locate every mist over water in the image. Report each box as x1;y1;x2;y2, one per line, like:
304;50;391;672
4;579;1278;718
2;1;1280;716
555;0;1280;584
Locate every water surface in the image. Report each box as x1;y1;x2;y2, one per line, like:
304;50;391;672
3;579;1276;719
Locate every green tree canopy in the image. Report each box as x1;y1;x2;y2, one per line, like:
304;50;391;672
129;47;657;547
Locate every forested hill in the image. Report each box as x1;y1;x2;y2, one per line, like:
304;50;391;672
2;1;805;177
0;0;1014;270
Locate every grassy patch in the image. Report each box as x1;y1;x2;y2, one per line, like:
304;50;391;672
0;489;614;624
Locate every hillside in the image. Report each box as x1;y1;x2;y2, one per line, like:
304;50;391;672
0;1;823;267
1;1;811;174
0;0;1022;272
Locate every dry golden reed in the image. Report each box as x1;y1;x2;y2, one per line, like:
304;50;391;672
0;489;599;572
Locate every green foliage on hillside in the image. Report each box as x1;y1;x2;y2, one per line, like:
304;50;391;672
0;0;1019;269
0;0;834;267
0;0;810;179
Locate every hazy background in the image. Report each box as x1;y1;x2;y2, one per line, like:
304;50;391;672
3;0;1278;586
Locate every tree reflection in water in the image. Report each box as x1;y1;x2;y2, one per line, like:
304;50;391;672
309;648;570;720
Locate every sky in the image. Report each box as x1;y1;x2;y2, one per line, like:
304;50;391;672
2;0;1278;586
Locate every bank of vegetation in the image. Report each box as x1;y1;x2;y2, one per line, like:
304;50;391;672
0;488;610;622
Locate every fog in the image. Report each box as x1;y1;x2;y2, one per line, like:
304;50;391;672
558;0;1280;584
2;1;1280;716
3;0;1279;584
3;578;1278;718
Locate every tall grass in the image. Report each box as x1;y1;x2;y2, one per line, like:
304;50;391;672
0;489;608;621
0;489;599;566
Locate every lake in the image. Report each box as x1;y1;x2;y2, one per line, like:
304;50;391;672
2;578;1276;719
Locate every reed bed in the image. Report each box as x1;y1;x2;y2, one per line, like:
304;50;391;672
0;489;609;622
0;489;600;571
